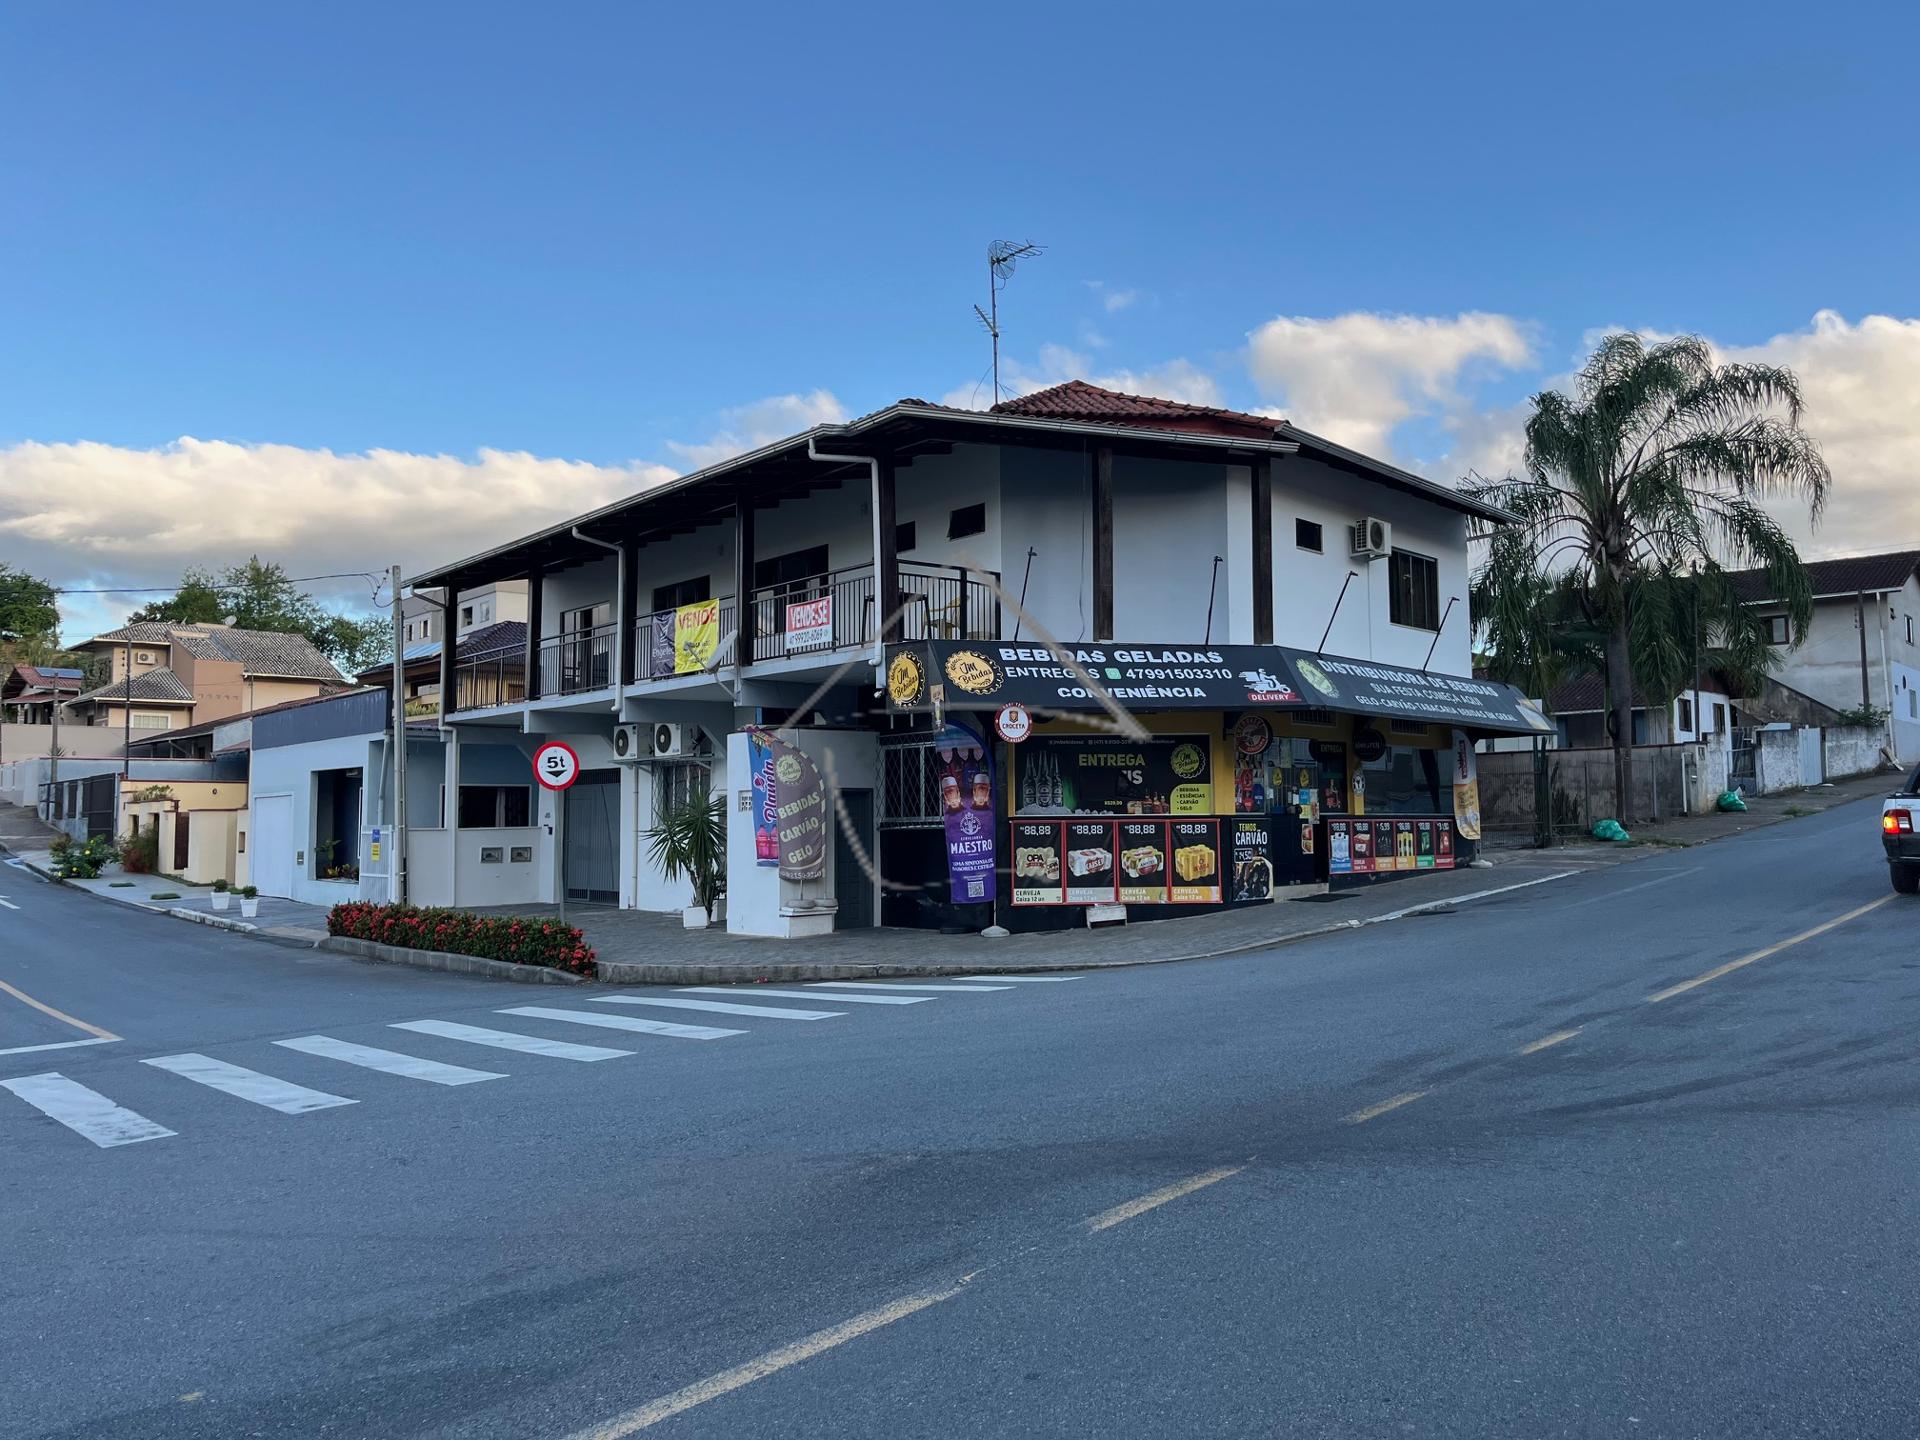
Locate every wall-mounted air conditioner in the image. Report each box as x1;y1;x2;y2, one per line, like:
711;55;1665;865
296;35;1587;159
1349;517;1392;559
612;723;645;763
651;722;699;758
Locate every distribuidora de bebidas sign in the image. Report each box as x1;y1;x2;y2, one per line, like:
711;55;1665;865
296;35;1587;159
885;642;1554;736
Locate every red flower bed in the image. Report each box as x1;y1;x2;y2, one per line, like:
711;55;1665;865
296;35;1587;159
326;901;596;978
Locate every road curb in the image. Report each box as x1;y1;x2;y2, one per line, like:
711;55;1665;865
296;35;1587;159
166;907;260;934
321;935;590;984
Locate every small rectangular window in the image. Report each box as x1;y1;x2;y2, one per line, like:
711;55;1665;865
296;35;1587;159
895;521;917;555
1295;518;1323;553
1713;701;1726;733
1766;615;1790;645
1388;550;1440;631
947;503;986;540
458;784;532;828
1677;697;1694;733
460;606;475;628
651;577;710;613
1907;615;1913;645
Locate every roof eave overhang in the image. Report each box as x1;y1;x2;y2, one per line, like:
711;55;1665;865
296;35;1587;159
407;404;1508;589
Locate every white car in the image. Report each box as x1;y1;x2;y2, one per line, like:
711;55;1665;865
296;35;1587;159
1883;764;1920;894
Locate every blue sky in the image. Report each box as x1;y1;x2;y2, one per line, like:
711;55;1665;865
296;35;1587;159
3;1;1917;633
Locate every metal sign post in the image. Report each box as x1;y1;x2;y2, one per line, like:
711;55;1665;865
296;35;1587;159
533;741;581;927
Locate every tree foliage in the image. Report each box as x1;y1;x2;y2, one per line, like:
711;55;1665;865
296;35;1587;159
130;556;391;672
0;563;59;644
1466;333;1831;818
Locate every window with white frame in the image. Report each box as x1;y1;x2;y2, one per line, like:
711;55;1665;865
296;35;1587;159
1766;614;1790;645
1388;549;1440;631
458;784;531;828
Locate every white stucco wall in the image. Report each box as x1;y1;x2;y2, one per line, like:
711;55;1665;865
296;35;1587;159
725;727;876;937
249;732;385;906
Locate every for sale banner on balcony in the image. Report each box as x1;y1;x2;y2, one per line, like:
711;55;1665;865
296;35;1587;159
673;598;720;674
785;595;833;652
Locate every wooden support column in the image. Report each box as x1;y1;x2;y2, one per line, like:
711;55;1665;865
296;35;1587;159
1252;456;1274;645
523;568;543;700
734;497;756;663
1092;446;1114;641
876;458;901;642
618;539;639;685
438;583;459;718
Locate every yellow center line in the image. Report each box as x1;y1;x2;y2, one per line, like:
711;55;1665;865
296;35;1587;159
1343;1090;1427;1125
1645;894;1895;1004
1518;1027;1582;1055
1085;1164;1248;1233
565;1275;981;1438
0;978;120;1041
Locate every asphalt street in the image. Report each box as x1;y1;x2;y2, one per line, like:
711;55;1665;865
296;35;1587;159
3;797;1916;1439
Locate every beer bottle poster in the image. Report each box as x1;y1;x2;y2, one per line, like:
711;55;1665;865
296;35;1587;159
1395;820;1417;868
1011;822;1064;905
1375;819;1399;871
1415;820;1436;869
1168;819;1221;904
1116;820;1169;904
1435;822;1455;869
1064;821;1118;904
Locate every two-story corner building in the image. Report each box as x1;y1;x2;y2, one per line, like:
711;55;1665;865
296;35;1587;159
1728;549;1920;764
62;621;346;733
396;382;1548;937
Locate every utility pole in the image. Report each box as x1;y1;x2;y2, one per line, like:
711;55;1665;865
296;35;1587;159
1690;562;1702;740
390;565;408;906
123;636;134;782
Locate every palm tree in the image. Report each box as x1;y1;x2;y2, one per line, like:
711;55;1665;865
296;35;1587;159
1467;333;1830;822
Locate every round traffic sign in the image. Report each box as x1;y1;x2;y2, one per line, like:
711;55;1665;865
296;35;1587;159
994;702;1032;743
533;740;581;791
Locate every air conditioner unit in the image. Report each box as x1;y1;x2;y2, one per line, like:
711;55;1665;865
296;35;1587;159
135;650;155;665
651;722;699;758
612;723;645;763
1349;516;1392;559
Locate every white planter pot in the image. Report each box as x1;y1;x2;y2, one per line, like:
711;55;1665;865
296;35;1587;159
239;898;260;919
210;892;230;911
682;905;710;930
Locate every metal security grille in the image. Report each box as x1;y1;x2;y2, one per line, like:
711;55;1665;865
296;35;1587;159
1390;719;1430;737
880;743;946;827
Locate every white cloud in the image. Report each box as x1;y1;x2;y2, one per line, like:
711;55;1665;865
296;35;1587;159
0;438;677;639
1245;311;1536;455
1103;288;1139;314
939;346;1220;411
664;390;847;469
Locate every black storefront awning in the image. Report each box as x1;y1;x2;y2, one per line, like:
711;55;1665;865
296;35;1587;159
883;640;1556;738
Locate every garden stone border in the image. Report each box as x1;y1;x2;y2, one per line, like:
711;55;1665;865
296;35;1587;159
323;935;590;984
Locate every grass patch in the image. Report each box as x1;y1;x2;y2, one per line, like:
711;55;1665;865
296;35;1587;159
1782;804;1813;818
147;891;182;901
1635;836;1692;848
109;881;135;888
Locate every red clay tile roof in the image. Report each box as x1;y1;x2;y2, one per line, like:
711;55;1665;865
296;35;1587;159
990;380;1284;439
1725;550;1920;604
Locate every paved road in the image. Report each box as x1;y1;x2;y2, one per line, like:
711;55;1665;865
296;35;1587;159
3;799;1915;1438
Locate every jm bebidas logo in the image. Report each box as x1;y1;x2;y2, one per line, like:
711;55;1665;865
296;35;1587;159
942;649;1003;696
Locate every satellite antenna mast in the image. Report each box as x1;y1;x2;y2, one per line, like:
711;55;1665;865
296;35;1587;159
974;239;1043;404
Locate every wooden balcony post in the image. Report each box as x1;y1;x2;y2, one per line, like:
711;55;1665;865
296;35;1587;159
734;496;756;663
1092;446;1114;641
524;568;543;701
877;459;900;643
439;583;459;719
618;539;638;686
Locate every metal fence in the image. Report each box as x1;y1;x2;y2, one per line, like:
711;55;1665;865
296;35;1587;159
1480;743;1691;845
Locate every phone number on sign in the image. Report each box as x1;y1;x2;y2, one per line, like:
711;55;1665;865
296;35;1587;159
1112;666;1234;681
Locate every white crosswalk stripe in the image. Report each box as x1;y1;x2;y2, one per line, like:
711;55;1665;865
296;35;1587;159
499;1006;744;1040
949;975;1083;983
594;996;843;1021
273;1036;505;1085
807;981;1012;993
2;1072;175;1147
677;986;932;1006
390;1019;632;1061
142;1053;356;1113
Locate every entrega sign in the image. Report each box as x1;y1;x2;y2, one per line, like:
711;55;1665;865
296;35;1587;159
885;641;1555;737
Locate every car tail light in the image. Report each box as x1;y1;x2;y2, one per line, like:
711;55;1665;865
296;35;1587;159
1886;809;1914;834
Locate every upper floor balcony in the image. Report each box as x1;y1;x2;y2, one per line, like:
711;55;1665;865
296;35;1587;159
449;560;1001;707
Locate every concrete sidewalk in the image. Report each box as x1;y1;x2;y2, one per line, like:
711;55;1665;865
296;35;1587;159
5;848;332;944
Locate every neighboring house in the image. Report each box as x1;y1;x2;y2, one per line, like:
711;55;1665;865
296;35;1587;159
356;380;1546;937
399;580;528;648
1;665;84;724
353;620;527;718
1727;549;1920;763
61;621;345;734
1541;672;1735;751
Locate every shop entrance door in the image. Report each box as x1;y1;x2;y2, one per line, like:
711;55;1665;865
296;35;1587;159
564;769;620;905
832;789;876;927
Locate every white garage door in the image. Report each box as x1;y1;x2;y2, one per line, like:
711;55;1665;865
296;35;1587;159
252;795;294;898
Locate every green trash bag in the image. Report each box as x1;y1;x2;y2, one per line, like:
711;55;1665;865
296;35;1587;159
1592;818;1632;842
1716;790;1748;813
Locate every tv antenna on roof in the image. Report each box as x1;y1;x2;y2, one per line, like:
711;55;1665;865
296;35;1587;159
973;239;1044;405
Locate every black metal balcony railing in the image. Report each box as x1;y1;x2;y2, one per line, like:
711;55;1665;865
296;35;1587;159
449;648;528;711
539;623;617;696
748;562;999;663
636;598;739;681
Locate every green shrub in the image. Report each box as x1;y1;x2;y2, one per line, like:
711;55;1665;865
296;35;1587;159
121;828;159;875
240;885;257;899
53;834;117;880
325;901;596;978
213;878;230;893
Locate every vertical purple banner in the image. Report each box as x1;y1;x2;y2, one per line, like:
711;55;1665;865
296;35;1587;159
748;729;778;868
938;722;997;905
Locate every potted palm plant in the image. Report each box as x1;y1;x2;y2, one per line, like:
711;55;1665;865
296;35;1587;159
239;885;259;919
211;878;231;912
644;784;725;929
